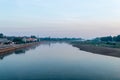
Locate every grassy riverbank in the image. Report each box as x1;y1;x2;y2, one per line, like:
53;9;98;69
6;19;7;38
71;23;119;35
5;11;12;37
71;41;120;57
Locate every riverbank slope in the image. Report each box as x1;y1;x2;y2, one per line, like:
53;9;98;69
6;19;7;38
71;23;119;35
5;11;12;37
71;42;120;58
0;42;40;54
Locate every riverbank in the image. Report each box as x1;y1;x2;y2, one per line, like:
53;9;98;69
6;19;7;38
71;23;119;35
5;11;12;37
71;42;120;58
0;42;40;54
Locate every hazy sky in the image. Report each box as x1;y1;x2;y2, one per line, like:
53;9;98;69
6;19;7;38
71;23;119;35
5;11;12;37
0;0;120;39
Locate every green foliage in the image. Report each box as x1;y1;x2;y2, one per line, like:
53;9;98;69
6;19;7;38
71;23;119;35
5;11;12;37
100;36;112;42
13;37;24;44
100;35;120;42
0;33;4;38
31;35;37;38
113;35;120;42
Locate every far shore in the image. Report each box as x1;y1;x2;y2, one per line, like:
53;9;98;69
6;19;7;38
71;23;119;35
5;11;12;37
71;42;120;58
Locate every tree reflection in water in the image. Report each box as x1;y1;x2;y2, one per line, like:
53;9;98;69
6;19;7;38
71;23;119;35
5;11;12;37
0;42;65;60
0;44;39;60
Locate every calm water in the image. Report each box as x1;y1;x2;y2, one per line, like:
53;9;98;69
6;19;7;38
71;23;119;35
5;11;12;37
0;42;120;80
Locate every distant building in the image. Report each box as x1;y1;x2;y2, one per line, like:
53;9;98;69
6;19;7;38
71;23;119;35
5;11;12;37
22;37;37;43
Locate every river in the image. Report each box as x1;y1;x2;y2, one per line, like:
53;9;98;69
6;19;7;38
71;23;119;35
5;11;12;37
0;42;120;80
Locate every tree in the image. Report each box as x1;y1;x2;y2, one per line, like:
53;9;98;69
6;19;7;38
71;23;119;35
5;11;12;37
100;36;113;42
0;33;4;38
31;35;37;38
13;37;24;44
113;35;120;42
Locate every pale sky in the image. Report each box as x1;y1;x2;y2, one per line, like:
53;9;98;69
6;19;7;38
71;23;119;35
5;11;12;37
0;0;120;39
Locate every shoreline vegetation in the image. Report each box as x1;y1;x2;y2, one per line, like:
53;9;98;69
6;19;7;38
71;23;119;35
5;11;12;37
70;35;120;58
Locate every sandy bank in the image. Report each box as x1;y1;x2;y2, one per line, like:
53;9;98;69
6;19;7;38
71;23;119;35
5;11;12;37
72;43;120;58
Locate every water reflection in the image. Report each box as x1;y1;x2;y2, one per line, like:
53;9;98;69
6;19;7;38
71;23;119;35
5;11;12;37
14;49;25;54
0;44;40;60
0;42;60;60
0;42;120;80
0;52;13;60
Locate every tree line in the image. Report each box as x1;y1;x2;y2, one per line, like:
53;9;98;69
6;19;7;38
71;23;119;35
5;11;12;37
95;35;120;42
